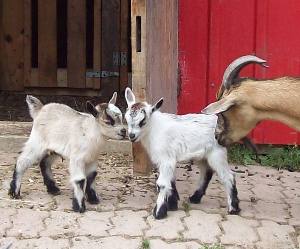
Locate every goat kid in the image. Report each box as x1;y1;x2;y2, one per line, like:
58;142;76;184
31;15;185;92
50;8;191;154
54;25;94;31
124;88;240;219
9;93;126;212
202;55;300;146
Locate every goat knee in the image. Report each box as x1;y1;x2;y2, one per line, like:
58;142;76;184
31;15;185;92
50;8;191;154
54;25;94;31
72;178;86;213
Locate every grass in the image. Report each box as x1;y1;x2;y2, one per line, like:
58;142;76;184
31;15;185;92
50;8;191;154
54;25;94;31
228;144;300;171
199;244;224;249
141;239;150;249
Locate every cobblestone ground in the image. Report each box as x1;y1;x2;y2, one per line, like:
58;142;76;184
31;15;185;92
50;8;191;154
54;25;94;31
0;150;300;249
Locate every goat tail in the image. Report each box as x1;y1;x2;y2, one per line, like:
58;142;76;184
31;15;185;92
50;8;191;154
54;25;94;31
26;95;43;119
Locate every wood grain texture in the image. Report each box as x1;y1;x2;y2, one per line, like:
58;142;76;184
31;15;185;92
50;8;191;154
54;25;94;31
23;0;32;87
0;0;24;91
67;0;86;88
38;0;57;87
93;0;102;89
101;0;120;96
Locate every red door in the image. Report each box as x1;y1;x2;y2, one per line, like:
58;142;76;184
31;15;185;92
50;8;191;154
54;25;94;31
178;0;300;145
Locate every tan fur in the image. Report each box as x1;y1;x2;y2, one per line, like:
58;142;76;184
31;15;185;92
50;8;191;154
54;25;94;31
204;77;300;145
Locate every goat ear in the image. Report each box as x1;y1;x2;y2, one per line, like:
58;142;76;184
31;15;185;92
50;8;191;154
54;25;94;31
86;101;98;117
152;98;164;113
202;98;235;114
109;92;117;105
125;87;135;106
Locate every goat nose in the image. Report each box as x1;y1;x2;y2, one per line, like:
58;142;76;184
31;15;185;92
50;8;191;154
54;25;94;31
129;133;135;140
121;128;126;136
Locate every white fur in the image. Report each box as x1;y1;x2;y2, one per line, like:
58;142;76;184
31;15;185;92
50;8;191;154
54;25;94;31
125;88;238;217
11;94;125;211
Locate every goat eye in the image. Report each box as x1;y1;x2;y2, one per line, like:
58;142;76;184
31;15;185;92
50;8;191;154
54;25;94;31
106;114;115;126
139;116;146;127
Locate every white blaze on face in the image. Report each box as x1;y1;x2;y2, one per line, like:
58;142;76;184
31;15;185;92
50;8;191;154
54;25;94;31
107;103;123;124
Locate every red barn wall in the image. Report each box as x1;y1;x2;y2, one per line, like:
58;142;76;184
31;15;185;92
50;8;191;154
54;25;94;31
178;0;300;145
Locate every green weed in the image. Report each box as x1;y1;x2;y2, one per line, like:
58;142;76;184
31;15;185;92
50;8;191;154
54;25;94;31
199;244;225;249
141;239;150;249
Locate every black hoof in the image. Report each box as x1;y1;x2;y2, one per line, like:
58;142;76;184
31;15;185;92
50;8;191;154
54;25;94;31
86;189;100;204
228;207;241;215
8;180;20;199
153;203;168;219
47;184;61;195
189;190;203;204
72;198;86;213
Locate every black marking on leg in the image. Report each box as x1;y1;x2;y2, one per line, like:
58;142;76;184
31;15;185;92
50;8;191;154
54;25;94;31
72;196;86;213
86;171;100;204
8;168;20;199
153;202;168;219
72;179;86;213
229;180;241;215
40;156;60;195
167;181;180;211
189;168;213;204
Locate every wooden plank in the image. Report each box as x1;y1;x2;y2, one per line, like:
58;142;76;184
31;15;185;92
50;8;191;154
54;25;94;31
101;0;120;96
93;0;102;89
38;0;57;87
0;0;3;88
23;0;31;87
131;0;151;175
67;0;86;88
57;69;67;87
119;0;130;93
1;0;24;91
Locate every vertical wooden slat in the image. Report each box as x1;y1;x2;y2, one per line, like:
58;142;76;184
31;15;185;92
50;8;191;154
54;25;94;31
68;0;86;88
93;0;102;89
119;0;129;93
101;0;120;96
0;0;3;87
38;0;57;87
1;0;24;91
23;0;31;87
131;0;151;175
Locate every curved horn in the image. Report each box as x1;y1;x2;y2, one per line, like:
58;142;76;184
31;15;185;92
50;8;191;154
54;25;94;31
222;55;268;90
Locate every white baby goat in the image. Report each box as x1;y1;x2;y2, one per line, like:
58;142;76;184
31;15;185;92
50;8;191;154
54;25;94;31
125;88;240;219
9;93;126;212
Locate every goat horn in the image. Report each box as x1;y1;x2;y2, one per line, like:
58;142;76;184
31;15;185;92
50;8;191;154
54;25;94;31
222;55;268;90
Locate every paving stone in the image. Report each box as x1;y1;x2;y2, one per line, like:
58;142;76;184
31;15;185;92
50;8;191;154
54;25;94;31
40;211;79;237
7;208;48;238
78;211;113;236
146;211;186;240
0;237;69;249
183;210;222;243
239;201;256;218
252;184;284;203
188;196;223;214
53;192;73;211
220;216;259;246
256;220;296;249
72;236;140;249
118;190;154;210
110;210;148;236
288;203;300;226
0;208;15;237
149;239;201;249
254;200;289;224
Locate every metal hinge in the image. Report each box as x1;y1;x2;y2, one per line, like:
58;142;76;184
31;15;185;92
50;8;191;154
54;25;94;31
86;71;119;78
113;51;128;66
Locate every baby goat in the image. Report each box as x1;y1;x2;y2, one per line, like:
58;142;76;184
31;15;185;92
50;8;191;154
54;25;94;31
9;93;126;212
202;55;300;146
125;88;240;219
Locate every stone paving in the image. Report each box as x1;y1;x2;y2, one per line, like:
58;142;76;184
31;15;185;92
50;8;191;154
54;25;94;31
0;133;300;248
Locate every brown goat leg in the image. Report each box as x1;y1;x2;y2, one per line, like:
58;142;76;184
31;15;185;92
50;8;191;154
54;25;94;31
241;137;261;163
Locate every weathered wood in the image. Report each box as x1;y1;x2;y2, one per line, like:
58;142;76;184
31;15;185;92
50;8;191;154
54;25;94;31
23;0;31;87
67;0;86;88
0;0;24;91
131;0;151;174
38;0;57;87
119;0;130;93
93;0;102;89
57;69;67;87
101;0;120;96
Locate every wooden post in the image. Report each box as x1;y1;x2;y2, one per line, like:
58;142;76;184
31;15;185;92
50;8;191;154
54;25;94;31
131;0;178;174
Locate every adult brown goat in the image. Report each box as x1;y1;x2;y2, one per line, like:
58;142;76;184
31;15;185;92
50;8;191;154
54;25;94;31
202;55;300;146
